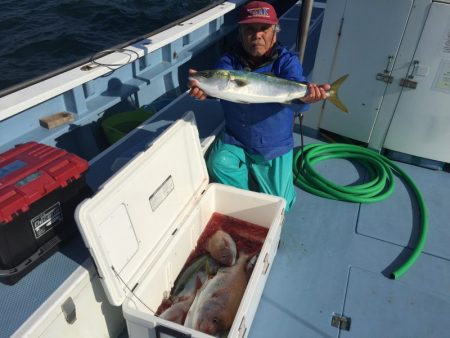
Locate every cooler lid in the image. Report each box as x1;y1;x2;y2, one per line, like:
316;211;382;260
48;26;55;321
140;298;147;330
75;111;209;306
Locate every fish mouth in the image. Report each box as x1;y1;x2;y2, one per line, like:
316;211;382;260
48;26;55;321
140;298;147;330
189;71;209;84
188;77;200;87
198;318;221;336
219;251;235;266
194;71;211;79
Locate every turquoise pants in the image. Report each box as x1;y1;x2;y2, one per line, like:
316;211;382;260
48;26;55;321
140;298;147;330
206;138;296;211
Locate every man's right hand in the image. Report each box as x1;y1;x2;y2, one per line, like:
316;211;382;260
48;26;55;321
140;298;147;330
188;69;207;100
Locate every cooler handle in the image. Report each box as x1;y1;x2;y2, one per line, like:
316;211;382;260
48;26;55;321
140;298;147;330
155;325;191;338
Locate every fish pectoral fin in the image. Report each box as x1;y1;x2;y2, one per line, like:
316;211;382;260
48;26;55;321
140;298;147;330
210;287;229;299
232;79;249;87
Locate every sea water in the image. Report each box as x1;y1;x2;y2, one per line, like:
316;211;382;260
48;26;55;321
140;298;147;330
0;0;217;92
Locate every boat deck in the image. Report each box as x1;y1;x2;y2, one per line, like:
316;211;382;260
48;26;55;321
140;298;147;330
4;111;449;337
2;1;450;337
248;128;450;337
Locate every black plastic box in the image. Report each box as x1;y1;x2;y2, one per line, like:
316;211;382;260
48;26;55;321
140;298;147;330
0;142;89;284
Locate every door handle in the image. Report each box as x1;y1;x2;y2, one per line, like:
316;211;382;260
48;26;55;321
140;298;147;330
399;60;419;89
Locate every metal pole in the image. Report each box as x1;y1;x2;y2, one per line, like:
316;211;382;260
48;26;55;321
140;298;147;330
296;0;314;64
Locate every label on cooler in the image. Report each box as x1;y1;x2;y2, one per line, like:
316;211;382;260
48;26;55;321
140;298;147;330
30;202;63;239
149;175;174;211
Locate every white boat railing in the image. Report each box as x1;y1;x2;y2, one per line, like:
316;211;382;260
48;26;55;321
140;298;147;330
0;0;244;123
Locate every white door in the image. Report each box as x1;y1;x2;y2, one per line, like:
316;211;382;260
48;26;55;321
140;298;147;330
319;0;413;142
383;2;450;163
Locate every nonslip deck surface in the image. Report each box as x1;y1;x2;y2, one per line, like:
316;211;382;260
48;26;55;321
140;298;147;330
0;234;89;338
248;130;450;338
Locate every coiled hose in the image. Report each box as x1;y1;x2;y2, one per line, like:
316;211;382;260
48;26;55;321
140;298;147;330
293;142;428;279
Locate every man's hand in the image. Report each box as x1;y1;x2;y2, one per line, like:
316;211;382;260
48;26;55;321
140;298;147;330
188;69;207;100
302;83;331;104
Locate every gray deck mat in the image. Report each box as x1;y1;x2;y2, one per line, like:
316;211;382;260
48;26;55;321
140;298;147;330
0;235;88;338
248;131;450;338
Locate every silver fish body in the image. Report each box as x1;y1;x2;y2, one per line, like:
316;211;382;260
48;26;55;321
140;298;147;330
159;270;207;324
159;255;218;324
189;69;349;112
172;254;218;296
190;70;307;104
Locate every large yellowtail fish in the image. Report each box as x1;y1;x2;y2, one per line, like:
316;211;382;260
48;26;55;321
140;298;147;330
189;69;349;112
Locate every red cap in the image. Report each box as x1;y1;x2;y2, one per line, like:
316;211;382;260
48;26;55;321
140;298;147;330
238;1;279;25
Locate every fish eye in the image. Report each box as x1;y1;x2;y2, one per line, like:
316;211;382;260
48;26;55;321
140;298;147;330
212;317;219;325
217;70;229;78
198;71;210;78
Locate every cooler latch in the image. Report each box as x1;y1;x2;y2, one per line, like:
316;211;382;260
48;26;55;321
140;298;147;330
238;316;247;338
331;312;351;331
61;297;76;324
262;253;270;274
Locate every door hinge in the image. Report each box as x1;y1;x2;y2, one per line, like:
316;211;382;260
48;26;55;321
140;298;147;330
338;17;344;36
331;313;351;331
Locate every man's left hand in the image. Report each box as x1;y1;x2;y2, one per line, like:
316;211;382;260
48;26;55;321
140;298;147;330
302;83;330;104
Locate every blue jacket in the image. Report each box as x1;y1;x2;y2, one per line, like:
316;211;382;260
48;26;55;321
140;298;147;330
215;43;308;161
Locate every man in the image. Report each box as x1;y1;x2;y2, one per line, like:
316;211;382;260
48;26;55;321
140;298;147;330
188;1;329;211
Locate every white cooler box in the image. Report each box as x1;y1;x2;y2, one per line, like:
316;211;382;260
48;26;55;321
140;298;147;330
76;112;285;338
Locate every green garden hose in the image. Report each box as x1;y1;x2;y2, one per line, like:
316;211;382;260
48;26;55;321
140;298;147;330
293;143;428;279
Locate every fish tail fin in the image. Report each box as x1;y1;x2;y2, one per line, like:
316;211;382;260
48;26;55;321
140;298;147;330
328;74;349;113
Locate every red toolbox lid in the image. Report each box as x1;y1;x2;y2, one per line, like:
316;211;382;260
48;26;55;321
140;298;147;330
0;142;89;223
